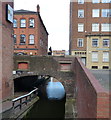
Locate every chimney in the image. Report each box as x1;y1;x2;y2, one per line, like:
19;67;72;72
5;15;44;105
37;4;40;13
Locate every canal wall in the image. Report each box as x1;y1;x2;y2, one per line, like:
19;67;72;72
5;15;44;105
73;57;110;118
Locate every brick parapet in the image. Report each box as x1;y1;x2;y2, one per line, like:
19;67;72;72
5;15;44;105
73;57;110;118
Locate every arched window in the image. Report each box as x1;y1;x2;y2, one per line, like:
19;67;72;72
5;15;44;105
14;34;17;44
20;34;26;44
13;19;17;27
29;35;34;44
20;19;26;27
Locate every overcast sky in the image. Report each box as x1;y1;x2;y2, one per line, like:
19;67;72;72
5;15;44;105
14;0;70;51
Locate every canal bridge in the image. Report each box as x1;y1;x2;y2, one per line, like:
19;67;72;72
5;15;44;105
13;55;75;97
12;55;110;118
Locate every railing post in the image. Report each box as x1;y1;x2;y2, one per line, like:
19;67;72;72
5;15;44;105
20;98;22;109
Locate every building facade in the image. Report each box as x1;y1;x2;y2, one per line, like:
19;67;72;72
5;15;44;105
69;0;111;69
13;5;48;56
0;1;14;102
53;50;66;56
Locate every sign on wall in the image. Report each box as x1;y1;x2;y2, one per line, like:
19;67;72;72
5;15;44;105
6;4;13;23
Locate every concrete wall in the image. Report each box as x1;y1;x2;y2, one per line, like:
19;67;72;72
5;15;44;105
73;57;110;118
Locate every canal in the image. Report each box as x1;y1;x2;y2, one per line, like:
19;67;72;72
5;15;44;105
24;77;66;119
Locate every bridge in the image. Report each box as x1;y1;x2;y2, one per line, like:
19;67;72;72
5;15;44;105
12;55;110;118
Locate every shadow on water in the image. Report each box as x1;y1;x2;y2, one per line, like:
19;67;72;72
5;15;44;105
24;77;66;119
24;98;65;119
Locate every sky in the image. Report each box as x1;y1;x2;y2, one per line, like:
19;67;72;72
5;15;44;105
14;0;70;51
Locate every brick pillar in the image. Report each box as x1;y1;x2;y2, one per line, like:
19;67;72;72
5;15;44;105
0;1;14;103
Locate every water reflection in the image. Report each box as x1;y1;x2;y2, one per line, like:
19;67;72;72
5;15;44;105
25;77;66;119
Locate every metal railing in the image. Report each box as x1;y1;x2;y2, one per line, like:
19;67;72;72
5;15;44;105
12;88;38;110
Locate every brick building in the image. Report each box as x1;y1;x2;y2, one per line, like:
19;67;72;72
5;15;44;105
0;0;14;102
69;0;111;69
13;5;48;56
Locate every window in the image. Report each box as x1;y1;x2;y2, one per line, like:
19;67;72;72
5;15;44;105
78;0;84;4
102;0;111;3
92;9;100;17
92;23;99;32
92;52;98;62
14;34;17;44
102;9;111;17
20;34;26;44
103;39;109;47
78;10;84;18
92;0;100;3
29;19;35;27
78;38;84;47
101;23;111;32
29;35;34;44
92;66;98;69
78;24;84;32
20;19;26;27
92;39;98;47
103;52;109;62
103;66;109;69
13;19;17;27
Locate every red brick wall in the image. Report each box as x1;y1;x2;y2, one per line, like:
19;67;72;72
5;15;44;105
73;57;110;118
1;2;14;100
14;11;48;56
18;62;28;70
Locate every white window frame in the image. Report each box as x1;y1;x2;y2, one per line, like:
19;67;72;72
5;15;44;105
77;38;84;47
103;52;109;62
78;0;84;4
101;23;111;32
92;0;100;3
92;9;100;17
20;19;26;28
78;9;84;18
102;9;111;17
102;0;111;3
92;23;99;32
78;23;84;32
92;52;98;62
29;35;35;44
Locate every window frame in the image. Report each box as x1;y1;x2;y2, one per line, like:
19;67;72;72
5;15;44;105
78;9;84;18
77;38;84;47
92;0;100;3
92;51;98;62
92;9;100;17
20;34;26;45
101;23;111;32
103;52;109;62
78;23;84;32
20;19;26;28
103;39;109;47
13;19;17;28
102;9;111;17
29;18;35;28
92;23;99;32
14;34;17;44
29;34;35;45
92;39;99;47
78;0;84;4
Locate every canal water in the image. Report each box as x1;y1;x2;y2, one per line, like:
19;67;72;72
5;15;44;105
24;77;66;119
